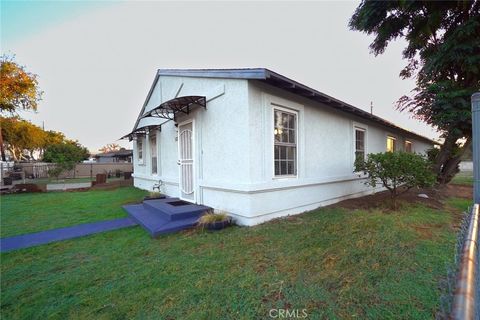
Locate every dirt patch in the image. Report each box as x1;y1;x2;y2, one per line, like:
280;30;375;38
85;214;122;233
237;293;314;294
330;184;473;212
413;224;442;239
442;184;473;199
244;236;265;245
90;179;133;190
12;183;45;193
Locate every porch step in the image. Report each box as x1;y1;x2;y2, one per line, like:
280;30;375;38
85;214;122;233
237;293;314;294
143;198;210;221
123;198;210;238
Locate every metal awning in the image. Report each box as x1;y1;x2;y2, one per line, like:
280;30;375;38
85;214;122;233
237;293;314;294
120;125;161;141
141;95;206;121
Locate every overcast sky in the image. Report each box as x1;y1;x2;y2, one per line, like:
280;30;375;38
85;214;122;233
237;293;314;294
1;1;439;153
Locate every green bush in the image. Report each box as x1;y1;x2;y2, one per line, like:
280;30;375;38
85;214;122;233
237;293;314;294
43;141;89;179
355;152;435;209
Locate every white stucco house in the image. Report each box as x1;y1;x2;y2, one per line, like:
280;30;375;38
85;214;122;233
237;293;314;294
123;68;434;226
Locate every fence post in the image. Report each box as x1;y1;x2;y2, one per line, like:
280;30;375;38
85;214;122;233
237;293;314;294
473;92;480;204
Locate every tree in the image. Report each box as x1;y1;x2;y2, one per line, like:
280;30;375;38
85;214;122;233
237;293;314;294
355;152;436;209
99;143;121;153
0;116;46;161
43;141;89;178
349;1;480;184
0;55;43;160
41;130;65;158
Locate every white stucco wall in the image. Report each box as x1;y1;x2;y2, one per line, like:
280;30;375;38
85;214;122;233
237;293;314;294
133;75;434;226
133;75;250;203
217;81;434;225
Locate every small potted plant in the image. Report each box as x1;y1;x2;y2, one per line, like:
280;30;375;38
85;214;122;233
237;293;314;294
144;191;165;201
198;211;232;231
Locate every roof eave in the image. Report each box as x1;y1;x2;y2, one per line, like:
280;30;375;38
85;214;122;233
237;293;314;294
157;68;267;80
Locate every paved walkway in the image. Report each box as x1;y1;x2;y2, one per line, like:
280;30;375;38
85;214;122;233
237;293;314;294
46;182;92;191
0;218;138;253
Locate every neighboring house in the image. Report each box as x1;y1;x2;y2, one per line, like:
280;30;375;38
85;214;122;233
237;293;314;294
123;68;435;226
95;148;133;163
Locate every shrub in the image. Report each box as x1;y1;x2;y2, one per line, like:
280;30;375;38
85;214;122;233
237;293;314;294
198;211;229;224
355;152;435;209
43;141;89;179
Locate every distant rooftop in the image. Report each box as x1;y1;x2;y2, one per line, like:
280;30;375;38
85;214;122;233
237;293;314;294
95;148;132;158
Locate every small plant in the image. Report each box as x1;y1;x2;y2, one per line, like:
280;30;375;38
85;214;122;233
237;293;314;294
198;211;231;231
143;191;164;201
48;165;64;181
198;212;229;224
355;151;435;209
149;191;161;198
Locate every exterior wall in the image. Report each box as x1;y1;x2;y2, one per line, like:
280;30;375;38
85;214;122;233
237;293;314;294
132;75;434;226
459;161;473;172
133;75;250;201
209;81;432;225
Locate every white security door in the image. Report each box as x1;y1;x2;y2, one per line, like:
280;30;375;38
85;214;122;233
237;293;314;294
178;121;195;202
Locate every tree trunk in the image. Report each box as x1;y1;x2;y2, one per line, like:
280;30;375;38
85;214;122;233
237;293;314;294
391;187;397;210
438;136;471;184
433;130;471;185
0;129;6;161
433;132;461;175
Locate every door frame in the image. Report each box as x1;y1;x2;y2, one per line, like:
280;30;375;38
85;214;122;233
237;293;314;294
177;119;196;203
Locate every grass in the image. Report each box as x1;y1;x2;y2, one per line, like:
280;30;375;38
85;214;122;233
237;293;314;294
450;171;473;186
0;187;148;237
0;187;470;319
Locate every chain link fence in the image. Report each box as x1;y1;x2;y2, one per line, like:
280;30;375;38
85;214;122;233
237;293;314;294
437;204;479;320
0;162;133;187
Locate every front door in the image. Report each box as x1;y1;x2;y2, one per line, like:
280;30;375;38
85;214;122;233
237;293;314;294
178;121;195;202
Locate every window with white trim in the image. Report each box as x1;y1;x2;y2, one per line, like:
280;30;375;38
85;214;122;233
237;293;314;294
137;139;143;163
405;140;412;153
354;127;366;163
387;136;396;152
274;108;297;176
150;134;157;174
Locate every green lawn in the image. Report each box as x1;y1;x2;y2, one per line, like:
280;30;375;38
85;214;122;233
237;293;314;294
450;171;473;186
0;187;469;319
0;187;148;237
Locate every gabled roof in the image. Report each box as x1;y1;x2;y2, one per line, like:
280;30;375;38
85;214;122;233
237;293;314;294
133;68;436;144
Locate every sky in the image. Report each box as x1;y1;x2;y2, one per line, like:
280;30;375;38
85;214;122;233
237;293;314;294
1;1;439;153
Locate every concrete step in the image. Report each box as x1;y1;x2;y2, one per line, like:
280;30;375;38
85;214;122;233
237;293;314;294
142;198;210;221
123;199;210;238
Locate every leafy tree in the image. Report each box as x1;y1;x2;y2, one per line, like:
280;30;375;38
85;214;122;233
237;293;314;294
99;143;121;153
0;116;45;161
0;55;43;160
41;130;65;158
43;141;90;179
349;1;480;184
355;152;435;209
0;116;70;161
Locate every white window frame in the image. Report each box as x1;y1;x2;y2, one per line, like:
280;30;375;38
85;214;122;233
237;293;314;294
405;140;413;153
386;135;397;152
354;126;367;162
137;138;144;165
272;105;298;178
150;133;158;175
